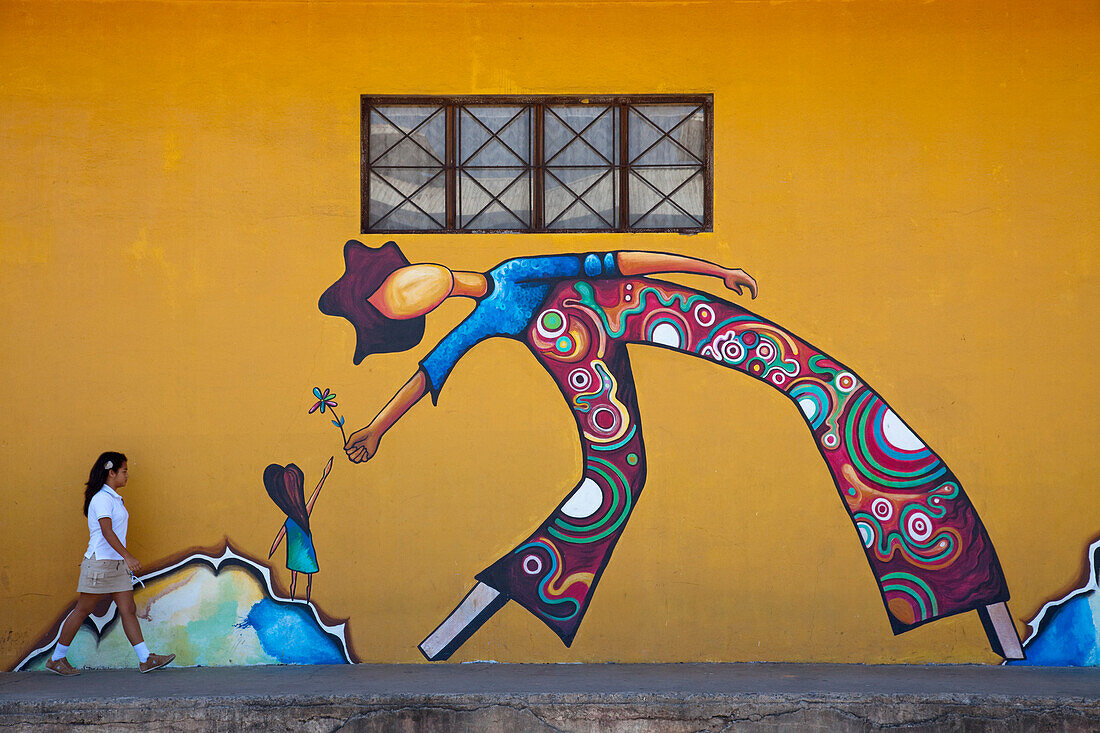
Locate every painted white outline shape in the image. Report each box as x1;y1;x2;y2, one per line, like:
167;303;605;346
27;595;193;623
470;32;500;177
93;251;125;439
1005;537;1100;664
13;545;355;670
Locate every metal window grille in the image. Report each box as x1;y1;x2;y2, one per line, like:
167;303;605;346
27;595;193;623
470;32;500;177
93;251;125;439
363;95;712;233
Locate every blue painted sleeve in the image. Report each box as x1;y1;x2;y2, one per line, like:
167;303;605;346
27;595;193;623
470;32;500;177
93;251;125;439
513;253;619;283
419;311;496;404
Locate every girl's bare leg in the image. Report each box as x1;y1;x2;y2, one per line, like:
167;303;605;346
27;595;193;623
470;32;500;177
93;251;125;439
290;571;298;599
57;593;101;646
111;590;145;645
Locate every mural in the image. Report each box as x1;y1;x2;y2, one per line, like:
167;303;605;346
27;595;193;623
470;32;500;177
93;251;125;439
14;545;356;670
265;457;333;602
14;450;347;670
319;240;1024;661
1008;537;1100;666
12;387;355;670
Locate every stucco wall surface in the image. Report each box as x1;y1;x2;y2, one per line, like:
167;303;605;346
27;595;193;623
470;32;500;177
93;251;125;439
0;0;1096;667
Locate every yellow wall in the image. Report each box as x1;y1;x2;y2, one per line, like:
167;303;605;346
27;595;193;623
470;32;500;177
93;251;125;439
1;0;1096;667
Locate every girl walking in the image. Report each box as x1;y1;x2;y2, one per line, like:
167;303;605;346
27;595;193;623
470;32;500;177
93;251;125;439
45;452;175;675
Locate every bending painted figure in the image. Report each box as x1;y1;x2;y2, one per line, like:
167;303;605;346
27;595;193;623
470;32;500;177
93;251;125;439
319;240;1023;661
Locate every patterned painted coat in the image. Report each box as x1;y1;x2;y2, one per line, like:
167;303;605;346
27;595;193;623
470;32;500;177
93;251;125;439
420;253;1009;644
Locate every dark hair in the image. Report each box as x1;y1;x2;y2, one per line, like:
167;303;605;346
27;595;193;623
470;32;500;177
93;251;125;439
262;463;310;535
83;451;127;516
318;240;426;364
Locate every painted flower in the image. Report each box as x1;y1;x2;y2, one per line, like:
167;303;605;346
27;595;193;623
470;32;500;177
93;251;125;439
309;387;338;414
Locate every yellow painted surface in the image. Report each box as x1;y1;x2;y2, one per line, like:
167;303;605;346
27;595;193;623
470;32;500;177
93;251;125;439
1;0;1096;667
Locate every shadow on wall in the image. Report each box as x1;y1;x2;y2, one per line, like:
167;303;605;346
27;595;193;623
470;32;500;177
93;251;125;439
1008;536;1100;667
14;545;355;671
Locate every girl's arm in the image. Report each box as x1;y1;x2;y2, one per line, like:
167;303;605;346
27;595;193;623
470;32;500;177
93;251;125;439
616;251;757;298
98;518;141;573
344;369;429;463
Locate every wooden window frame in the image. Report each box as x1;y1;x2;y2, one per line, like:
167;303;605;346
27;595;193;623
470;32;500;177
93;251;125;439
362;94;713;234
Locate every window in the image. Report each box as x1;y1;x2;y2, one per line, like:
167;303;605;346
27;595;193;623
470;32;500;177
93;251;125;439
362;95;712;233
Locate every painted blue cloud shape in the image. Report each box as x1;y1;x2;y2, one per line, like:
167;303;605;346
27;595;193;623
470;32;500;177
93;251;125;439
242;598;347;665
1008;539;1099;667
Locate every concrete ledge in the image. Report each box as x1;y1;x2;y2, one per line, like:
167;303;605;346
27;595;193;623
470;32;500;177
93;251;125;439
2;663;1097;731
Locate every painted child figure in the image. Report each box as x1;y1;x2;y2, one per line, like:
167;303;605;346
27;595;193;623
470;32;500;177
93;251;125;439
265;459;332;603
320;240;1023;662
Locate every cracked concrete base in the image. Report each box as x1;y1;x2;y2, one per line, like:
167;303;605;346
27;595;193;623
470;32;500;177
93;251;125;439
2;664;1097;732
3;694;1098;732
332;697;1100;733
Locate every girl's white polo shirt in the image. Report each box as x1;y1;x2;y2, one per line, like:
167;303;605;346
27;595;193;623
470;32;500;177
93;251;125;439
84;485;129;560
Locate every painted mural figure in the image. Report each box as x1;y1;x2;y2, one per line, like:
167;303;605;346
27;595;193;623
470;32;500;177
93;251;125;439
265;459;332;602
320;240;1024;661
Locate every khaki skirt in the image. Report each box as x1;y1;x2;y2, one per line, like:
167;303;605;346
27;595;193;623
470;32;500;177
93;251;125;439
76;557;133;594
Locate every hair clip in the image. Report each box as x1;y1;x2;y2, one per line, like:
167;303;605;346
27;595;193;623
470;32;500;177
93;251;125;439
104;461;113;470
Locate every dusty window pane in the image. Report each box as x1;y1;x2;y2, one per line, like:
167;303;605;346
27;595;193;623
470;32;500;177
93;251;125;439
369;106;445;165
544;168;617;229
363;96;710;233
628;105;705;165
370;168;446;230
545;106;617;166
459;168;531;229
460;106;531;166
544;105;616;230
631;201;695;229
629;166;704;228
667;171;705;219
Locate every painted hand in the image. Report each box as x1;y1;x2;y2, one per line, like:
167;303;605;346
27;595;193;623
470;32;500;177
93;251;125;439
345;425;382;463
723;268;758;299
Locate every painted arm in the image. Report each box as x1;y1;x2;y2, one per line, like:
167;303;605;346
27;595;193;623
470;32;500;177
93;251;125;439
344;369;429;463
616;251;757;298
98;517;141;573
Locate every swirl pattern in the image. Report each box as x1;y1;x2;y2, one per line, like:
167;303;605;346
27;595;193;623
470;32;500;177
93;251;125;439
513;539;593;621
477;276;1007;644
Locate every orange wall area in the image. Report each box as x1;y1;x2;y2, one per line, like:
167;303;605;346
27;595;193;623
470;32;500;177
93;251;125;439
1;0;1096;666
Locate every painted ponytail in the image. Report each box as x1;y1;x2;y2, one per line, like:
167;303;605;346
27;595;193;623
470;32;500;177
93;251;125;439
83;451;127;516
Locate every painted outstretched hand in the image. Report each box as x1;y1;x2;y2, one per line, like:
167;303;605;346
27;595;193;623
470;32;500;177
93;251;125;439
345;424;382;463
723;268;758;299
343;371;429;464
616;252;757;298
